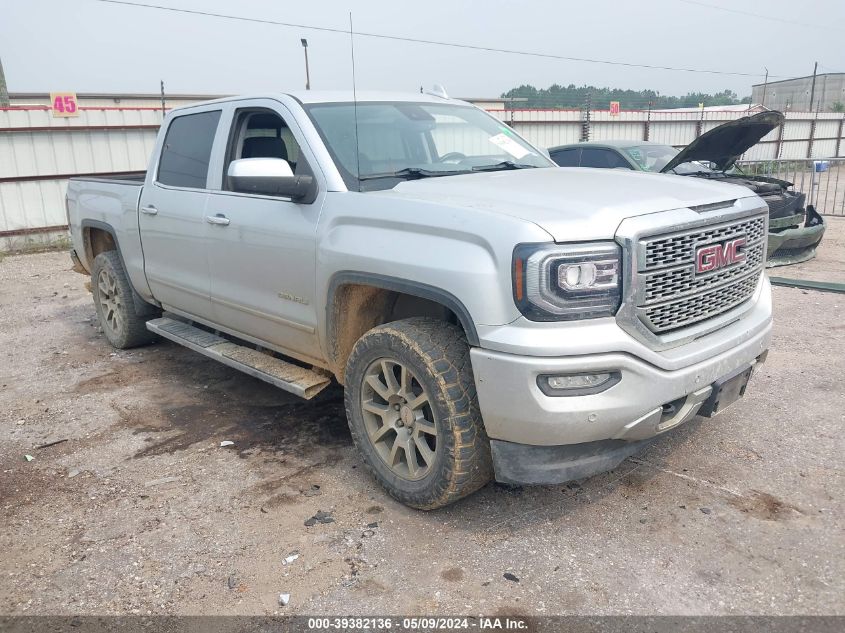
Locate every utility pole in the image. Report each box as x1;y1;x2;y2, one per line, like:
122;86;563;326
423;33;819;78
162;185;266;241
160;79;166;118
0;56;10;107
301;39;311;90
808;61;818;112
761;67;768;107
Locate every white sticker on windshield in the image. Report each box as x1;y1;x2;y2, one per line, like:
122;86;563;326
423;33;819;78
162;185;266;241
488;133;530;159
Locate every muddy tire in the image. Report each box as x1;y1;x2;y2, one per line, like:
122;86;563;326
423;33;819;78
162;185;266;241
91;251;158;349
344;317;492;509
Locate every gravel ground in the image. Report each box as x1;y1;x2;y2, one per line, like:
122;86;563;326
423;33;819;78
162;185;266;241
0;219;843;616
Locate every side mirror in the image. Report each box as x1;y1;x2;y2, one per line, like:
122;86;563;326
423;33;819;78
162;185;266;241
227;157;313;200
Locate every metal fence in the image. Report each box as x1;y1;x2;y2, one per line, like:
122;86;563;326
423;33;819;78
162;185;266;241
735;158;845;216
2;102;844;251
488;108;845;161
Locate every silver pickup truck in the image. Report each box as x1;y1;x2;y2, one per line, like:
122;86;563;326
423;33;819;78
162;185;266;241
66;92;772;509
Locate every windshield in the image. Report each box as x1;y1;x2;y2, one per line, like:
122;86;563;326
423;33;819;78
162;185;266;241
304;102;553;191
621;144;715;175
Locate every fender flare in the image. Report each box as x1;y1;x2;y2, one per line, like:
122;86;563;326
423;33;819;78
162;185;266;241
80;219;123;266
80;219;158;315
326;271;480;350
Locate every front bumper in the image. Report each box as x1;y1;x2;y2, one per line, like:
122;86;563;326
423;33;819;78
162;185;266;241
766;208;826;267
488;352;765;485
471;286;772;484
471;326;770;447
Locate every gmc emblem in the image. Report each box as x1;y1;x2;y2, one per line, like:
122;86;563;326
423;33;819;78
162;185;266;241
695;237;746;274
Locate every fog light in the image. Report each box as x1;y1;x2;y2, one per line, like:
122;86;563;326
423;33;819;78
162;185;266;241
538;371;620;396
548;373;611;389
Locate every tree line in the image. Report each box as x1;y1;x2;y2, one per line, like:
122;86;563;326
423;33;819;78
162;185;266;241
500;84;752;109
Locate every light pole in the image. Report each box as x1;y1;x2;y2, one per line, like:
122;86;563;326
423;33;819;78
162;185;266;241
301;38;311;90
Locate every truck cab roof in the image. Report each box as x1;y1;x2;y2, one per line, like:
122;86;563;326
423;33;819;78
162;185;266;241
168;91;472;114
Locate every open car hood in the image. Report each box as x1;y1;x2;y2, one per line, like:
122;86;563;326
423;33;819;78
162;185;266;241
661;110;784;173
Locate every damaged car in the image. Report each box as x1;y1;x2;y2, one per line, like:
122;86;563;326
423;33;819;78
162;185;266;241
548;111;825;266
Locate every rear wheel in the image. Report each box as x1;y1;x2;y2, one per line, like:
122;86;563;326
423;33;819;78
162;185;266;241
344;317;492;509
92;251;158;349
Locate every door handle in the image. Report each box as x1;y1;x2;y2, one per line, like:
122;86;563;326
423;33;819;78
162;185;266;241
140;205;158;215
206;214;230;226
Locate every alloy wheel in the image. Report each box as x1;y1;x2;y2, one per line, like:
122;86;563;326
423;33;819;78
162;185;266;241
360;358;438;480
97;268;123;336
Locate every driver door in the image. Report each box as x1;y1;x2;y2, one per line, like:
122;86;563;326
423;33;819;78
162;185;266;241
203;101;324;363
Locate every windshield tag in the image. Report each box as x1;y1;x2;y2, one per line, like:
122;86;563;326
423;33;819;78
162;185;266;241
488;133;530;159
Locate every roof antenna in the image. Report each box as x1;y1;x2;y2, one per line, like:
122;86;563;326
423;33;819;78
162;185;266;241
425;84;449;99
349;12;361;193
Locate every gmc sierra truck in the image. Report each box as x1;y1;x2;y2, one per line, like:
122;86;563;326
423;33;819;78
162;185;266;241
66;92;772;509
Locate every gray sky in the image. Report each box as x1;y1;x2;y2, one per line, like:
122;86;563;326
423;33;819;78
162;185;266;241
2;0;843;100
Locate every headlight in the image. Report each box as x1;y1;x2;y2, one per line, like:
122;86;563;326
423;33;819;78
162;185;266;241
512;242;622;321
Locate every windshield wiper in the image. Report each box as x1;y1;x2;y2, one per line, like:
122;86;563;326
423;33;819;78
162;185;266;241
471;161;538;172
358;167;468;181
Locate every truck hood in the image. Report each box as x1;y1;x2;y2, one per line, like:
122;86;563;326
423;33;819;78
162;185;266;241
377;167;757;242
661;110;784;173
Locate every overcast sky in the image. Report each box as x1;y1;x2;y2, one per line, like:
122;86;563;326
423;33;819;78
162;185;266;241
2;0;843;100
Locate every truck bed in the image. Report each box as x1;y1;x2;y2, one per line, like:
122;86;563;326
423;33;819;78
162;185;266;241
66;172;149;291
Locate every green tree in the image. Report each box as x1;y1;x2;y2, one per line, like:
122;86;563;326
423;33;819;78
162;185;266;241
832;101;845;113
501;84;750;110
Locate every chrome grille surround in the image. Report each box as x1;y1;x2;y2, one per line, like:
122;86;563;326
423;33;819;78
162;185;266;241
614;200;769;351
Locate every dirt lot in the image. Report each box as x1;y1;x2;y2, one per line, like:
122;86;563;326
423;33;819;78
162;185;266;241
1;219;843;617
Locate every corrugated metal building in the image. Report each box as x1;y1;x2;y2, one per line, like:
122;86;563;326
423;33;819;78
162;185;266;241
751;73;845;112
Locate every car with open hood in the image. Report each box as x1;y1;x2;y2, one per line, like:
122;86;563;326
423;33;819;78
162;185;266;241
548;111;825;266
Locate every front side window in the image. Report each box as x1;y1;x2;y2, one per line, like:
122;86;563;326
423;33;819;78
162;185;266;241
157;110;221;188
224;109;309;190
304;102;553;191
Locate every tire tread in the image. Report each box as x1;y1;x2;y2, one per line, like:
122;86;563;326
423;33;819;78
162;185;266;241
92;251;159;349
344;317;492;509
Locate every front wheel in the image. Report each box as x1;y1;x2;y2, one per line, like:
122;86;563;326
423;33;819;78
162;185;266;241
344;318;492;509
91;251;158;349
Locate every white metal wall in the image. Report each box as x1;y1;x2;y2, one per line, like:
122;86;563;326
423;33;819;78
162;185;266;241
1;104;843;250
0;106;161;242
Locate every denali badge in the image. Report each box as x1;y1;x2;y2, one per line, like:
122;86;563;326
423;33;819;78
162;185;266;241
695;237;746;274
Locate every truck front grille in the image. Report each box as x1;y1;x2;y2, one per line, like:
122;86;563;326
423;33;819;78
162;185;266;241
636;215;767;334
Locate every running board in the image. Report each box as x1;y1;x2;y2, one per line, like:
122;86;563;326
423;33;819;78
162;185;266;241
146;317;331;399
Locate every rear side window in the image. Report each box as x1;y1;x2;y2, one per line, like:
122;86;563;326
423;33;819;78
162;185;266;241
157;110;221;188
550;148;580;167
